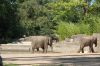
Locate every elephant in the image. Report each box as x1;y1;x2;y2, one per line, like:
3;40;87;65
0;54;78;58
77;36;97;53
20;36;53;53
51;36;59;42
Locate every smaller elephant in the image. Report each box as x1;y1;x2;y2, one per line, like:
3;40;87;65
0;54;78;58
77;36;97;53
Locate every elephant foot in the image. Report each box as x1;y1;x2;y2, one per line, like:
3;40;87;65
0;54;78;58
92;51;96;53
77;51;84;53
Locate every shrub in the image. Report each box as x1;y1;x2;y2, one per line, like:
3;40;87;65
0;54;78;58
78;23;90;35
56;22;80;40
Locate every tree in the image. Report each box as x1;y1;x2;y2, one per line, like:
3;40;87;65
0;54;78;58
18;0;57;36
0;0;100;42
0;0;24;43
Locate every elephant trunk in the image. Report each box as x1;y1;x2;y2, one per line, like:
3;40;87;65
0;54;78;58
95;42;97;47
94;37;97;47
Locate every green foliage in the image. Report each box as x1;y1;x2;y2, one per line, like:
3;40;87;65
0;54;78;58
96;22;100;33
56;22;80;40
0;0;100;42
0;0;24;39
18;0;57;36
78;23;90;34
46;0;82;23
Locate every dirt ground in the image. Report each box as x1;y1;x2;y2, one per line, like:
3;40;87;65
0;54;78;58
1;53;100;66
1;41;100;66
1;40;100;53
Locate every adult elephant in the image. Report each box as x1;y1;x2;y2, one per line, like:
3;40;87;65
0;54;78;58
20;36;53;53
77;36;97;53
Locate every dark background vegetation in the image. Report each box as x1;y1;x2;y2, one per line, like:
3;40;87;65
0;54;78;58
0;0;100;43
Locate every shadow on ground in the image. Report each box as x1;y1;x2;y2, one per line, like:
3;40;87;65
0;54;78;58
2;54;100;66
0;56;3;66
52;57;100;66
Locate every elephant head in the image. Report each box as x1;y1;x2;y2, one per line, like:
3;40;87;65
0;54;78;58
91;36;97;47
50;35;59;43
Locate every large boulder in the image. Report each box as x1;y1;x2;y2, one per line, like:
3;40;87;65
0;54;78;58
71;34;88;42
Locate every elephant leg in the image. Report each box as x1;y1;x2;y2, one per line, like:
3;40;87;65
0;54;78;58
90;46;94;53
32;47;35;53
37;48;39;51
89;46;92;53
49;45;53;52
43;45;48;53
44;48;47;53
43;47;48;53
42;47;45;53
89;45;94;53
81;48;84;53
77;46;84;53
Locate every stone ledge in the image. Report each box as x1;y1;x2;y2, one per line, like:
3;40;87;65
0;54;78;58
0;42;31;52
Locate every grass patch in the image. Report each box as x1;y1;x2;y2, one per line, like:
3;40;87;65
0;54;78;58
4;64;19;66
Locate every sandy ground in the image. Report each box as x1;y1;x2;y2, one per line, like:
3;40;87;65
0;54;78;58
1;41;100;66
1;53;100;66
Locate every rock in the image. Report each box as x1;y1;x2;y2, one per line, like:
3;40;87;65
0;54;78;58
71;34;88;42
93;33;100;41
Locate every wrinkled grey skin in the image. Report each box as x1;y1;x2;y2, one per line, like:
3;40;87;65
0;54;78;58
20;36;53;53
77;36;97;53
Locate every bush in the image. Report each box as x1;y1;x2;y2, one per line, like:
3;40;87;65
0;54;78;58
96;22;100;33
56;22;80;40
78;23;90;35
55;21;100;40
